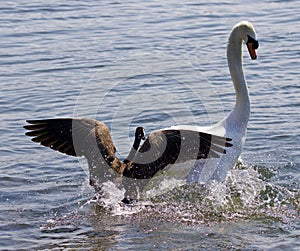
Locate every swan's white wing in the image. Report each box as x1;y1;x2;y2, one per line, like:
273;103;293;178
162;123;227;137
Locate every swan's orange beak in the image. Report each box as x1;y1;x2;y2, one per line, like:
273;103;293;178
247;42;257;60
246;35;259;60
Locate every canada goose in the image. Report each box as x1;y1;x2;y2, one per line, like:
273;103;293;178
24;118;232;199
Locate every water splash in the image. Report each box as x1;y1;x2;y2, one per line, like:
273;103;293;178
99;161;299;224
42;162;299;229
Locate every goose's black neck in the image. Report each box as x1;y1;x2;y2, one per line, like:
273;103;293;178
123;127;145;164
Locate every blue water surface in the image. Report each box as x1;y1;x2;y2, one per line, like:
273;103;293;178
0;0;299;250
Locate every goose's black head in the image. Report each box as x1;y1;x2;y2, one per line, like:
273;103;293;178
135;127;146;141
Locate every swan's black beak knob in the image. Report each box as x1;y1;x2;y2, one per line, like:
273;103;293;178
246;35;259;60
246;35;258;60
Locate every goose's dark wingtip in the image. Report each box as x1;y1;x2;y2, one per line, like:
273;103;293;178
225;142;233;147
24;131;32;136
24;119;51;130
25;119;45;124
24;120;38;128
23;124;33;130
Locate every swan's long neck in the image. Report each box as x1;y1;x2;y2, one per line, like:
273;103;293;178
227;32;250;127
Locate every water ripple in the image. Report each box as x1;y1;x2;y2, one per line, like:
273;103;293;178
0;0;299;250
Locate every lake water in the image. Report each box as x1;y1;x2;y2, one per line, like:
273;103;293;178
1;0;299;250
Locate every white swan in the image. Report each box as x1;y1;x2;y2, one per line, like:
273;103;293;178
167;21;259;183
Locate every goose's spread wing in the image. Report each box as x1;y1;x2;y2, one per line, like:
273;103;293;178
24;118;122;187
24;118;115;160
24;120;232;185
123;129;232;179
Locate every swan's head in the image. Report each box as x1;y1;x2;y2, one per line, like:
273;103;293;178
231;21;259;60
